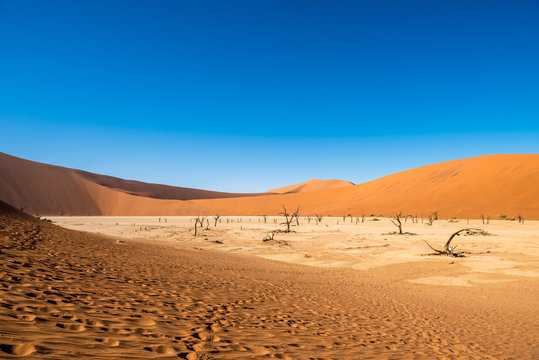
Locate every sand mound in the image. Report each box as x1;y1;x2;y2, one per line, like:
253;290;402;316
267;179;354;194
1;152;538;218
0;199;33;219
0;152;265;216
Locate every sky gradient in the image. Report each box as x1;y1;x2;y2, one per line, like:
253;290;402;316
1;0;538;192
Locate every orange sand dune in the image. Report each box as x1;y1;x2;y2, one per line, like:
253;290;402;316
0;152;265;215
0;152;538;219
267;179;354;194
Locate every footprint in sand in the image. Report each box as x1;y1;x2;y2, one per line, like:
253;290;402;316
65;323;86;332
85;319;104;327
145;345;176;355
179;351;198;360
0;343;36;357
97;338;120;347
133;318;156;326
17;314;36;321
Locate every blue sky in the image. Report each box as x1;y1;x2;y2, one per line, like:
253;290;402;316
1;0;538;192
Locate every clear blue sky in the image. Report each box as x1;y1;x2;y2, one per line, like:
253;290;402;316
1;0;538;192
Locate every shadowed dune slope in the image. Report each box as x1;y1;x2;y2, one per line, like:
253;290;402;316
267;179;354;194
0;199;31;218
0;152;538;218
0;152;265;215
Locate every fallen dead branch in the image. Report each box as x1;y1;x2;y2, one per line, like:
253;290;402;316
262;232;289;246
424;228;486;257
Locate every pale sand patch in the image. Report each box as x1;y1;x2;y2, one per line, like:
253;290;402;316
409;276;473;287
49;216;539;287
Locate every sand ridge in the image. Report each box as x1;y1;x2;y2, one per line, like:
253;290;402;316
1;152;538;219
267;179;354;194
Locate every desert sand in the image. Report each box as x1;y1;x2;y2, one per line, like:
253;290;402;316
1;152;538;219
267;179;354;194
2;199;537;359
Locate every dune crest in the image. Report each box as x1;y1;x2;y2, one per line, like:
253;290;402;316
267;179;354;194
0;152;538;219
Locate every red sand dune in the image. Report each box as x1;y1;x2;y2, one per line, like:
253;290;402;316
0;152;264;215
0;152;538;219
267;179;354;194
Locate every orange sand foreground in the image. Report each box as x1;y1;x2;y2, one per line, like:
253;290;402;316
1;200;537;359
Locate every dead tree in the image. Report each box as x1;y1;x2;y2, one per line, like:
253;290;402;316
391;212;404;234
263;215;267;224
315;214;322;225
193;217;206;236
280;205;300;232
262;232;275;242
431;211;439;220
518;214;523;223
481;213;485;224
424;228;484;257
213;215;220;227
361;214;365;223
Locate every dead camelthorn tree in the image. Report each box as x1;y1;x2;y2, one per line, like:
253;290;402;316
213;215;220;227
431;211;439;220
361;214;366;223
315;214;323;225
193;216;206;236
263;215;267;224
424;228;484;257
262;232;275;242
391;212;404;234
280;205;300;232
518;214;524;223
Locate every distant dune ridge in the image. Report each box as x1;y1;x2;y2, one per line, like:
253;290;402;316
0;152;538;219
267;179;354;194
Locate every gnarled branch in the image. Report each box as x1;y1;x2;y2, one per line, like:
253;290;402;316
424;228;484;257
